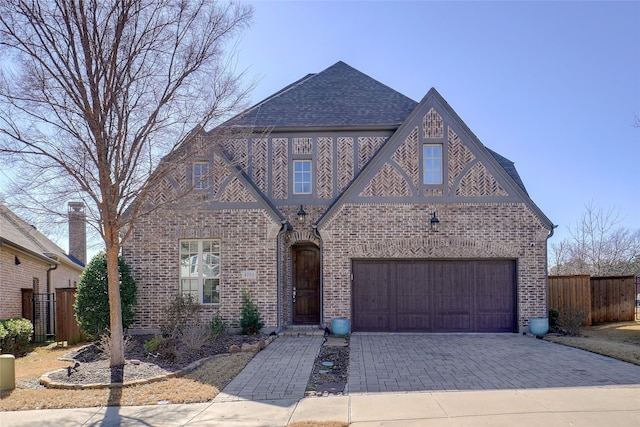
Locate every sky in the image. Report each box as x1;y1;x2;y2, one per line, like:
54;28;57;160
231;0;640;247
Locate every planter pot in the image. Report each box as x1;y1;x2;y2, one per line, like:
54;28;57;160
529;317;549;335
331;318;350;335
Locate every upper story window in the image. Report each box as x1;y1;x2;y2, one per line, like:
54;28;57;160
180;239;220;304
293;159;312;194
423;144;443;185
193;162;209;190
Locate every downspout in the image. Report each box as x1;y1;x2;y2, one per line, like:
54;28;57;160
46;261;58;339
275;220;289;334
312;224;327;330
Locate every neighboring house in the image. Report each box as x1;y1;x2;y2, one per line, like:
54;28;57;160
124;61;554;334
0;202;86;320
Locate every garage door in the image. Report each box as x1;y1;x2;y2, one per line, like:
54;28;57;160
352;259;516;333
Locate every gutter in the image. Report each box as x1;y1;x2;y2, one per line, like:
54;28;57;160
0;238;61;265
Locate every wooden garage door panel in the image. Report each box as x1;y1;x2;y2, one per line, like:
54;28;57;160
353;259;516;333
352;261;394;331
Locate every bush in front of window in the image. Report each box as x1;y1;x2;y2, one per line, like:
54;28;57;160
74;251;137;338
240;290;264;335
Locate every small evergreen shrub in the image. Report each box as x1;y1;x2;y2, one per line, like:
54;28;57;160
74;251;137;337
240;290;264;335
0;318;34;355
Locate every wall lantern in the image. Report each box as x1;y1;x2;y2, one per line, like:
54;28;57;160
430;211;440;232
297;205;307;223
14;255;21;265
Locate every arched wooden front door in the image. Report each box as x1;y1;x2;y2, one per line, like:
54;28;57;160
292;243;320;324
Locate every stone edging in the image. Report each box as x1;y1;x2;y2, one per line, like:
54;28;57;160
40;335;276;390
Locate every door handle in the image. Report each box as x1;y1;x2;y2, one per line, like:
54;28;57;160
293;287;296;303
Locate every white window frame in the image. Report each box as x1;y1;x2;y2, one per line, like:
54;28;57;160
423;144;443;185
179;239;220;304
193;162;209;190
293;159;312;194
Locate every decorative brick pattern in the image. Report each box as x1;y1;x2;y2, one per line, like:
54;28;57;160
153;177;177;205
272;138;288;199
456;162;509;197
448;128;475;189
317;137;333;199
423;107;444;138
224;139;248;172
292;138;312;155
212;154;230;198
219;177;256;202
251;138;268;193
392;127;419;189
357;137;386;171
360;163;412;197
337;137;354;193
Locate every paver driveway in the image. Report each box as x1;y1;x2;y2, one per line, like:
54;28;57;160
348;333;640;393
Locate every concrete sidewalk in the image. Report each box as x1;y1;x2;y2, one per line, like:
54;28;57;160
2;385;639;426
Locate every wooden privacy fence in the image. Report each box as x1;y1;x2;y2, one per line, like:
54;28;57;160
548;275;636;326
55;288;85;345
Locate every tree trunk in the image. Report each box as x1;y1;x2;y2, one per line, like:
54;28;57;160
105;225;125;367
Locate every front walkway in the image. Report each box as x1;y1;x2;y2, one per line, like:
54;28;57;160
214;336;323;402
348;333;640;393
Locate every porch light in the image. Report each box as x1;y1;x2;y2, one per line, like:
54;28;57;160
297;205;307;223
430;212;440;232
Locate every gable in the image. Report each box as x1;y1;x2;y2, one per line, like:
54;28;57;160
317;89;552;229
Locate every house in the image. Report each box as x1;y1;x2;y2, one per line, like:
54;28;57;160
0;202;85;338
124;61;554;334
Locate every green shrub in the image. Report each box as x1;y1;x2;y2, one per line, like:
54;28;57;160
209;313;227;341
74;251;137;337
0;318;34;355
240;290;263;335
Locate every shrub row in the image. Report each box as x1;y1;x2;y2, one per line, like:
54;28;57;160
0;318;33;355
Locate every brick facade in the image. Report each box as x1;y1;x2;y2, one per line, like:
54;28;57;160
123;67;552;334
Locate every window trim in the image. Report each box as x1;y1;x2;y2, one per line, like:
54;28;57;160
422;143;443;185
179;239;220;305
193;161;209;190
293;159;312;195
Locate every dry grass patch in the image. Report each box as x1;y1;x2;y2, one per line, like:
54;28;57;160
545;321;640;366
0;344;254;411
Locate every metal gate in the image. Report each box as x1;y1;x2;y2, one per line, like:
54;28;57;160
31;293;56;342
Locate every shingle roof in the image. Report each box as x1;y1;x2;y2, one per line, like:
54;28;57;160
486;148;528;195
223;61;418;128
0;203;83;268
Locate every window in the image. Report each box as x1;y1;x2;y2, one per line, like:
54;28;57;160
293;160;312;194
193;162;209;189
180;239;220;304
423;144;443;185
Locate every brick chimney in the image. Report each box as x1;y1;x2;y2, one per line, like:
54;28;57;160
68;202;87;265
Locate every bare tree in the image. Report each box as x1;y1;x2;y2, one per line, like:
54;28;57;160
550;203;640;276
0;0;252;367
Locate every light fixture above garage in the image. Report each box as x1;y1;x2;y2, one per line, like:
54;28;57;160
430;212;440;232
297;205;307;223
